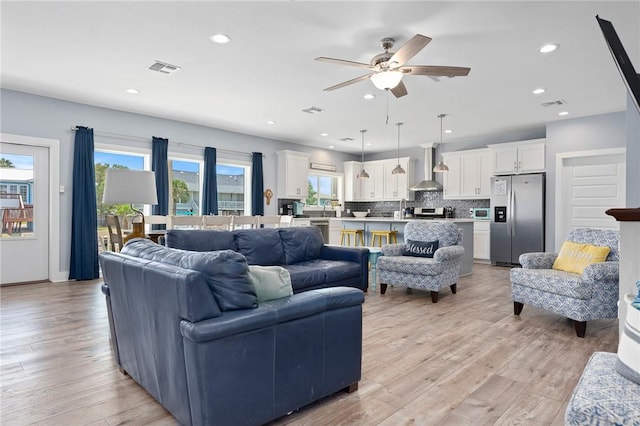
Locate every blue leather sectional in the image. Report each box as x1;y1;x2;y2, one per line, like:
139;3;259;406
164;226;370;292
99;226;368;425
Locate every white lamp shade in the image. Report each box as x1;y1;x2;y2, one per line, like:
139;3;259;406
370;70;403;90
102;169;158;205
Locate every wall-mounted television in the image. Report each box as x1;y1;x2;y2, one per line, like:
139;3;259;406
596;15;640;115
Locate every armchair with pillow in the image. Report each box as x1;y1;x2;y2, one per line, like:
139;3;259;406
510;227;619;337
377;221;465;303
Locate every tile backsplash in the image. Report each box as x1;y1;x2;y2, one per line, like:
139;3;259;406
344;191;489;218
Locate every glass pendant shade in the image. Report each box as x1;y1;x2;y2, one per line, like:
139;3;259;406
370;70;403;90
357;129;369;179
392;122;406;175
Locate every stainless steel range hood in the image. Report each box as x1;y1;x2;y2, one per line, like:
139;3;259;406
410;146;443;191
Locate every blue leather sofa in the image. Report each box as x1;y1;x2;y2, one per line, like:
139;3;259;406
100;238;365;426
164;226;370;292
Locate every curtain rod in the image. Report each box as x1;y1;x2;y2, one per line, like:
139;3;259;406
70;126;263;158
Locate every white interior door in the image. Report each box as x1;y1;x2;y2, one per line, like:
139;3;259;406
556;148;625;250
0;142;49;284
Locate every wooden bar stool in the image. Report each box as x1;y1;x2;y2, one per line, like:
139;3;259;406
340;229;365;246
370;230;398;247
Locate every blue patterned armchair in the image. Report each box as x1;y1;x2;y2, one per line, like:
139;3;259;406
510;228;619;337
377;221;464;303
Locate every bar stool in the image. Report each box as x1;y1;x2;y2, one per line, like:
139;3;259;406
340;229;365;246
370;230;398;247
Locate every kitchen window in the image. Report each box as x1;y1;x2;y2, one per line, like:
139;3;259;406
306;172;343;208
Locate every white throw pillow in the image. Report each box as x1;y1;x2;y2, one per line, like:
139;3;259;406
247;265;293;303
616;286;640;385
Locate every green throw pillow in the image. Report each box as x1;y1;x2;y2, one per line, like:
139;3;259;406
247;265;293;302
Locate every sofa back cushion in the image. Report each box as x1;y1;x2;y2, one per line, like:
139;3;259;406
165;229;237;252
235;228;286;265
122;239;257;311
279;226;324;264
567;228;619;262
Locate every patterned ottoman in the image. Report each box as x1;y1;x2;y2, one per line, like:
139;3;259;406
565;352;640;425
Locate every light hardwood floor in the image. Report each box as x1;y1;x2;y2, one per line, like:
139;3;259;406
1;264;618;425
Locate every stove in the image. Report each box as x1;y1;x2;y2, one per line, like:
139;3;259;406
413;207;446;219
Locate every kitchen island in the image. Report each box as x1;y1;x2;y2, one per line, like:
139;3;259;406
329;217;474;276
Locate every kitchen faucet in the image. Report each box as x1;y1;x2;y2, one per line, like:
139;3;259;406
400;198;407;219
322;199;331;217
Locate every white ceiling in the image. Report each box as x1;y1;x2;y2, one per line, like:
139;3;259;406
1;1;638;154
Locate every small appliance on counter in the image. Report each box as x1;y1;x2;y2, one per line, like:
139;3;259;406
293;201;305;217
413;207;446;219
469;207;490;220
404;207;415;218
444;206;455;218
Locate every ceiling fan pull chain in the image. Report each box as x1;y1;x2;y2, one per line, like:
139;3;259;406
386;89;390;125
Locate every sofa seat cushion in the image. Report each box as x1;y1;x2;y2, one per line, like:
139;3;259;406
376;255;444;276
511;267;591;300
122;239;257;311
283;264;327;290
235;228;286;266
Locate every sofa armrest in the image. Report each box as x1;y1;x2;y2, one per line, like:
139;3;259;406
180;287;364;343
583;261;619;282
519;252;558;269
320;245;368;263
434;245;464;262
381;243;406;256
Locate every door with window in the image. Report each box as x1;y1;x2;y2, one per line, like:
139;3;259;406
0;142;49;284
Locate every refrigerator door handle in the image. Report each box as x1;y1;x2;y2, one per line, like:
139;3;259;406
506;189;512;236
511;189;516;236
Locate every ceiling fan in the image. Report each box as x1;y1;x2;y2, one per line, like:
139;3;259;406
315;34;470;98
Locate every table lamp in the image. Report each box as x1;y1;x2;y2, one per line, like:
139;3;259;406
102;169;158;243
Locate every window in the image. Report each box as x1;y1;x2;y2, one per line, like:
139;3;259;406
217;163;250;215
170;159;201;215
306;173;343;208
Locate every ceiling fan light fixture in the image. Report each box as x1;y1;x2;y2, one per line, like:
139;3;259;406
370;70;403;90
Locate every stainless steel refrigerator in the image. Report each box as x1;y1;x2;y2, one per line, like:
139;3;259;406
490;173;545;266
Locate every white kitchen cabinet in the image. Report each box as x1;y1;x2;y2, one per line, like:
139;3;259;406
489;139;545;175
473;220;491;260
360;162;384;201
383;157;416;201
441;152;462;199
343;161;362;202
277;150;310;199
460;149;493;198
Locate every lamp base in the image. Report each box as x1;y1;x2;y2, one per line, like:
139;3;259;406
123;214;146;243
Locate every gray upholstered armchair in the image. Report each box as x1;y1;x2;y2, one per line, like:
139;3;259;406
510;227;619;337
377;221;464;303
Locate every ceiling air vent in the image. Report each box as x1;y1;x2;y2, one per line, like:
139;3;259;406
541;99;566;107
339;137;354;142
147;61;181;75
302;106;325;114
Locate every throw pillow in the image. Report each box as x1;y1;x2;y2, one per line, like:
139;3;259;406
616;291;640;385
551;240;611;274
247;265;293;302
404;239;439;258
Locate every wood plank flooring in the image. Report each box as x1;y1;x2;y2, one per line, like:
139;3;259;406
1;264;618;425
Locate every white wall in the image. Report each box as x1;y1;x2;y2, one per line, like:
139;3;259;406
0;89;358;279
625;94;640;206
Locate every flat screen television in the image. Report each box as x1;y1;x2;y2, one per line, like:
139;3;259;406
596;15;640;114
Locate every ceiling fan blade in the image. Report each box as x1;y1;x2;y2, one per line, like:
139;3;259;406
315;57;374;69
390;80;408;98
388;34;431;67
323;73;374;91
401;65;471;77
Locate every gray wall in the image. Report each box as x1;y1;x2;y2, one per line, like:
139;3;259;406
0;89;358;276
626;94;640;207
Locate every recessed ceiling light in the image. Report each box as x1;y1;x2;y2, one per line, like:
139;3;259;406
444;129;453;134
266;120;276;125
558;111;569;116
320;132;329;137
328;145;335;149
539;44;558;53
363;94;375;100
210;34;231;44
532;88;546;95
365;142;372;146
125;88;139;94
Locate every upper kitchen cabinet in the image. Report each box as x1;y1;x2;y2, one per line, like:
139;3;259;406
488;139;545;175
277;150;310;199
442;149;493;200
360;161;384;201
383;157;416;201
343;161;362;202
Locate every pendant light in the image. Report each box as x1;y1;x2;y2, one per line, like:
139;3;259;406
357;129;370;179
391;122;406;174
433;114;449;173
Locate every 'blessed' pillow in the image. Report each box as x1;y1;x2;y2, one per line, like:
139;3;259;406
551;240;610;274
404;239;439;258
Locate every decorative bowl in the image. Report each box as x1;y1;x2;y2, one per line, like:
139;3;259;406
352;212;368;218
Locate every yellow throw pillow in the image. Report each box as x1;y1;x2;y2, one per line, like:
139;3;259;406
552;241;611;274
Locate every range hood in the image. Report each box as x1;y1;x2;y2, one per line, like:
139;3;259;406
410;146;443;191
